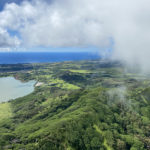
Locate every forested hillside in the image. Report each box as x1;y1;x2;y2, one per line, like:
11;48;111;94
0;60;150;150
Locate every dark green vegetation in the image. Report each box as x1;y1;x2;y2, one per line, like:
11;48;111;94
0;60;150;150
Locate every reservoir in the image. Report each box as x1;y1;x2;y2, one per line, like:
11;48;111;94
0;77;36;102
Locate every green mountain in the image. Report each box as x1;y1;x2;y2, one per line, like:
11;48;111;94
0;60;150;150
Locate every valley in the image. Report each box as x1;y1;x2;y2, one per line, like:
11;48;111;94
0;60;150;150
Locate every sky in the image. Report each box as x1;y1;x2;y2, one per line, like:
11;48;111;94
0;0;150;71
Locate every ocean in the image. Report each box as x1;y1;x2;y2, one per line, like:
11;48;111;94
0;52;100;64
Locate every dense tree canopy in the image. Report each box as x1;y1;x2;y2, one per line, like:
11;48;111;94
0;60;149;149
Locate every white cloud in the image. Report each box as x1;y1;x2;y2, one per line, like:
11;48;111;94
0;0;150;71
0;28;20;49
0;0;112;48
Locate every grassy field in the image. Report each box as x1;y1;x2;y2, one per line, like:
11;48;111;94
0;103;12;122
69;69;92;73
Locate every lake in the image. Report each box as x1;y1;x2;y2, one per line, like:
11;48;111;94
0;77;36;102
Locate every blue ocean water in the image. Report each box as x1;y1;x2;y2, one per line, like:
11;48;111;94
0;52;100;64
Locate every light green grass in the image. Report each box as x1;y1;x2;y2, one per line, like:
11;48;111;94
69;70;92;73
37;75;80;90
66;146;74;150
141;95;148;104
0;102;12;122
94;124;111;150
49;78;80;90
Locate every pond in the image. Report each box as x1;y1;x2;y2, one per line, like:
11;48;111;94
0;77;36;102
